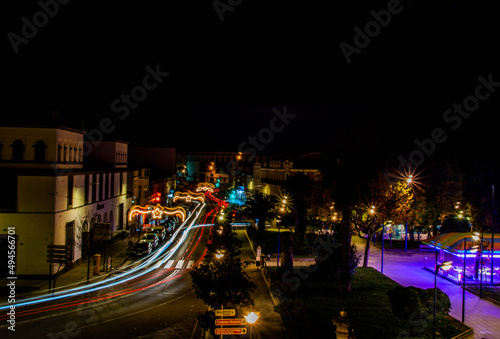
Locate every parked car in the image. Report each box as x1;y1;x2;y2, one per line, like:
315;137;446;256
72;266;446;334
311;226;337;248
131;242;152;256
151;226;167;242
139;233;159;249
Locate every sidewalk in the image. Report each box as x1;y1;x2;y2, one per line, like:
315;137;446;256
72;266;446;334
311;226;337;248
235;230;289;339
353;236;500;339
0;236;133;300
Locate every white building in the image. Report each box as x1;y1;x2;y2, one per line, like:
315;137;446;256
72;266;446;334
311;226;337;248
0;126;132;277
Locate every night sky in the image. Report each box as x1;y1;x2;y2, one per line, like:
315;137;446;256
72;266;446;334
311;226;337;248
3;1;499;165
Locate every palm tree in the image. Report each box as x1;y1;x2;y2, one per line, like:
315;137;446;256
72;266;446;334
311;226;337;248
241;191;277;233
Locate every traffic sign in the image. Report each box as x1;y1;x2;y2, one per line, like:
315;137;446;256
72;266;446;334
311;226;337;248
47;244;70;264
215;309;236;317
215;318;246;326
215;328;247;335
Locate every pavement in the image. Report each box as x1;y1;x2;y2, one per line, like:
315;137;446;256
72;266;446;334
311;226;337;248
353;235;500;339
233;230;289;339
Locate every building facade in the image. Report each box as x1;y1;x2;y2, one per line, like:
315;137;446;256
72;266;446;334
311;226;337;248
0;126;132;277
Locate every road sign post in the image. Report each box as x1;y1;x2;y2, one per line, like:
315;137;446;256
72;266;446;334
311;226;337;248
47;243;70;294
215;328;247;335
214;308;247;337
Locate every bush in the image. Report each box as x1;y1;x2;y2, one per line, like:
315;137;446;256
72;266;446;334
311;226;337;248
387;286;452;336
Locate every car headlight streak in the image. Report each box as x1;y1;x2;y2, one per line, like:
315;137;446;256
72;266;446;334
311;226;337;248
0;203;207;311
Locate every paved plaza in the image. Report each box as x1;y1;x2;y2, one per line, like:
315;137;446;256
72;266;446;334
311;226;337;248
353;236;500;339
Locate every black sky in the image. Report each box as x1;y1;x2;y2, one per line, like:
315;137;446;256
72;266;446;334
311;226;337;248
3;1;499;164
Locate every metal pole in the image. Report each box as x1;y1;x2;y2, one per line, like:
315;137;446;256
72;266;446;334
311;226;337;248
405;181;410;252
462;238;466;323
277;220;281;267
405;218;408;252
480;228;484;297
492;184;495;286
433;249;438;339
381;224;385;274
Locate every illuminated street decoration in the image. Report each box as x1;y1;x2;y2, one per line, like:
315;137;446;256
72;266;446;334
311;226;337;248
196;186;214;193
128;204;186;222
198;182;215;189
173;190;205;203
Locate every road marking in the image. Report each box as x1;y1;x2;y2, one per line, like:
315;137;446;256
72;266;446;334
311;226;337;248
175;260;185;269
164;260;175;269
186;260;194;269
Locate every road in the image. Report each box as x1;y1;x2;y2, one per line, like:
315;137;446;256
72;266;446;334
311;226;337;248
0;201;218;339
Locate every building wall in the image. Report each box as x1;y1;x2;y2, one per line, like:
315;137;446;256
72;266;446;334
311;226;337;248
0;171;131;276
0;126;83;170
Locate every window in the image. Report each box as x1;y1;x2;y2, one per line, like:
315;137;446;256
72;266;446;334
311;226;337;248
84;174;89;204
66;221;74;262
58;143;63;162
67;176;73;209
91;174;97;203
111;173;115;197
119;172;123;194
99;174;104;201
34;140;46;162
104;173;109;199
118;203;124;230
12;140;24;161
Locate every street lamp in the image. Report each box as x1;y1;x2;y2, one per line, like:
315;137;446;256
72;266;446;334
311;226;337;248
405;175;413;252
381;222;392;274
215;250;224;259
277;196;287;267
433;255;453;339
244;312;259;338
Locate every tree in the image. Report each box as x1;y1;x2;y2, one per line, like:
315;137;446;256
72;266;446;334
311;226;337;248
351;172;413;267
190;217;256;334
190;258;256;309
336;211;361;292
419;162;466;235
241;191;277;233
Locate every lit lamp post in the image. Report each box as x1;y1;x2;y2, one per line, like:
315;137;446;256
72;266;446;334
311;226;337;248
405;175;413;252
244;311;259;338
381;222;392;274
433;257;453;339
277;196;287;266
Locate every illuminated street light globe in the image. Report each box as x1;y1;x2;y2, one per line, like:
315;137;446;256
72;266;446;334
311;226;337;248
244;312;259;324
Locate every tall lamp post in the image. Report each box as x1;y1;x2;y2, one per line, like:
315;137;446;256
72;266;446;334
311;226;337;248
381;222;392;274
433;254;453;339
405;175;413;252
277;196;287;267
491;184;495;286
